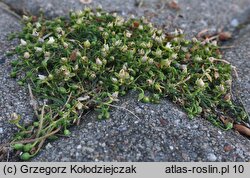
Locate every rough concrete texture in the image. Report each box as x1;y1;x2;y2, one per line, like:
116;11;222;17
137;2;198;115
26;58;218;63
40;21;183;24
0;5;34;145
223;24;250;113
2;0;250;36
0;3;36;161
0;0;249;161
32;91;250;162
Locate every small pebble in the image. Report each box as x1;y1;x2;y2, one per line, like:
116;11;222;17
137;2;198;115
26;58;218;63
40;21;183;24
45;143;53;150
230;19;239;27
134;120;139;124
76;145;82;150
207;153;217;161
0;128;3;134
169;146;174;150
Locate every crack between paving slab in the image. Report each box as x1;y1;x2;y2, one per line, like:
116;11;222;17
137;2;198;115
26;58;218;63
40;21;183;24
0;1;21;20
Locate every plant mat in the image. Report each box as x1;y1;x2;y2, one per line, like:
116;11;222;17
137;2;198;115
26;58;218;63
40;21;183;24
1;7;249;161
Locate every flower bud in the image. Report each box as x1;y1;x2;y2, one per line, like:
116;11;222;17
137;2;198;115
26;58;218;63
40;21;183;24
96;58;103;66
147;79;154;85
224;93;231;101
84;40;91;48
119;69;129;79
61;57;68;63
47;37;55;44
141;55;148;62
125;31;132;38
160;59;171;68
63;42;69;48
219;84;225;92
38;74;46;80
194;56;202;62
138;25;143;30
20;39;27;46
196;78;205;88
34;47;42;52
111;77;118;83
44;52;51;57
155;49;162;58
165;42;172;49
148;58;154;64
24;52;30;59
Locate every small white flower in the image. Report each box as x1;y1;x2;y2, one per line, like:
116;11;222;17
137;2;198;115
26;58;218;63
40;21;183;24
219;84;225;92
63;42;69;48
74;64;79;71
22;15;29;21
125;31;132;38
107;22;114;28
111;91;119;100
38;74;46;80
196;78;205;88
192;37;198;43
76;18;83;24
165;42;172;49
47;37;55;44
35;22;41;28
111;77;118;83
84;40;91;48
208;57;215;63
148;23;153;28
24;52;30;59
114;40;122;46
130;14;135;19
120;45;128;52
96;12;101;17
44;52;51;57
194;56;202;62
20;39;27;46
180;65;187;73
155;36;163;44
76;10;83;16
96;58;103;66
181;47;188;52
146;79;153;85
32;29;39;37
148;58;154;64
140;42;147;48
61;57;68;63
76;102;83;110
34;47;42;52
161;59;171;68
155;49;162;58
115;16;124;26
146;41;153;48
122;63;128;70
98;27;104;31
119;69;129;79
90;73;96;79
103;44;109;51
171;53;178;59
225;80;232;86
211;40;217;46
141;55;148;62
77;95;90;101
139;49;145;55
38;38;44;43
138;25;143;30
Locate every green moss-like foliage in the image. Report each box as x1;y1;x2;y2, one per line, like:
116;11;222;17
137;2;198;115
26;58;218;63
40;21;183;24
10;7;248;159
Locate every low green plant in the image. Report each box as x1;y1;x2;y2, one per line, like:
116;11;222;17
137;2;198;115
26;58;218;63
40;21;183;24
9;7;248;160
